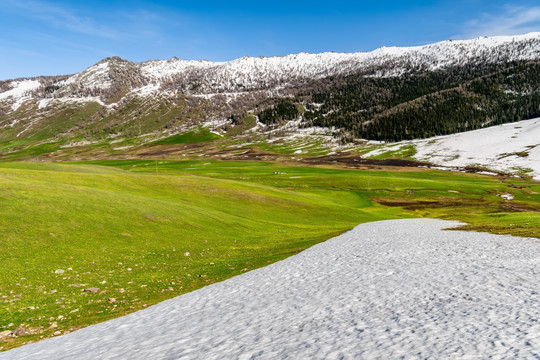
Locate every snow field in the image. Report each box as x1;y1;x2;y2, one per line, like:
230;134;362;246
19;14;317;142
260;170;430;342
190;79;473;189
413;117;540;179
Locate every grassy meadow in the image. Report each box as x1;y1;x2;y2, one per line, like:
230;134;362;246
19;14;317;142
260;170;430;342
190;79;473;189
0;160;539;350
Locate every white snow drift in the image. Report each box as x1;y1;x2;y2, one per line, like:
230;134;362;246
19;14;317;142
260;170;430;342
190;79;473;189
2;219;539;359
365;117;540;180
414;117;540;179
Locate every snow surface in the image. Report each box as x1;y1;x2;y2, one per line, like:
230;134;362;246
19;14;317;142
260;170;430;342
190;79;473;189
0;80;41;111
142;58;218;81
0;80;41;100
3;219;539;359
363;117;540;179
413;117;540;179
63;61;113;89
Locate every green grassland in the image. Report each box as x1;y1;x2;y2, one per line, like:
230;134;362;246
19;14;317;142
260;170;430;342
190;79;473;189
366;144;417;159
0;160;539;350
255;138;331;156
224;115;257;137
151;127;221;145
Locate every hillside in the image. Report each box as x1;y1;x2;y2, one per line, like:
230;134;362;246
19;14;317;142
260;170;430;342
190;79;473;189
0;33;540;159
0;160;538;351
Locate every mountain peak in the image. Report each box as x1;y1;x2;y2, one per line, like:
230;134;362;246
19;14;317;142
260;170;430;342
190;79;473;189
98;56;130;64
1;32;539;105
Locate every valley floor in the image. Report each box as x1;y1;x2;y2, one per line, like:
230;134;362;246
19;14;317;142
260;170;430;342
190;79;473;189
3;219;539;359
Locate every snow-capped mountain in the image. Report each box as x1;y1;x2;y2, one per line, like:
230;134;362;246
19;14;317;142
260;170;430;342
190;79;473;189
2;32;539;101
138;32;540;93
1;32;540;160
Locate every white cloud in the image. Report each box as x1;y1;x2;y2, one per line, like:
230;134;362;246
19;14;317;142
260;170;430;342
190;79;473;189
0;0;150;40
1;0;121;39
460;5;540;38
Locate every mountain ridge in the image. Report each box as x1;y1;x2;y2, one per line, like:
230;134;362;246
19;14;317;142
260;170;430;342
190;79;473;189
3;32;540;93
0;32;539;164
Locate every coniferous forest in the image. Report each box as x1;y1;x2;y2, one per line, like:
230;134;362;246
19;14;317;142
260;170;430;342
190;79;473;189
256;61;540;141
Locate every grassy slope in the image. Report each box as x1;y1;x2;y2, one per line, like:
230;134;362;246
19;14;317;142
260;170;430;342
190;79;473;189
0;161;401;350
151;127;220;145
0;160;538;350
96;159;539;236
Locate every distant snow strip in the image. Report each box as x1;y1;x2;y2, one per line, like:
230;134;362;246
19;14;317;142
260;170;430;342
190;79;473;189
2;219;539;359
413;117;540;179
364;117;540;180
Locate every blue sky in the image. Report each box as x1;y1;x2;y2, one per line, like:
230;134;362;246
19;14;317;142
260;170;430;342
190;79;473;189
1;0;540;80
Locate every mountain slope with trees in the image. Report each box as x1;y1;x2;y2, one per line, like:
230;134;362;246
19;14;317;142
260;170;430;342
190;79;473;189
0;33;539;154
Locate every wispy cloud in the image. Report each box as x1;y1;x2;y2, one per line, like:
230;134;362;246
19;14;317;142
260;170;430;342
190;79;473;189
460;5;540;38
26;31;116;57
0;43;40;58
1;0;124;39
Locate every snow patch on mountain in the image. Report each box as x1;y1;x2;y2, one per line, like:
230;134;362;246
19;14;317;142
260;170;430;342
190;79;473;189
0;79;41;110
0;80;41;100
141;58;217;81
63;61;112;90
37;96;106;111
130;83;162;97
